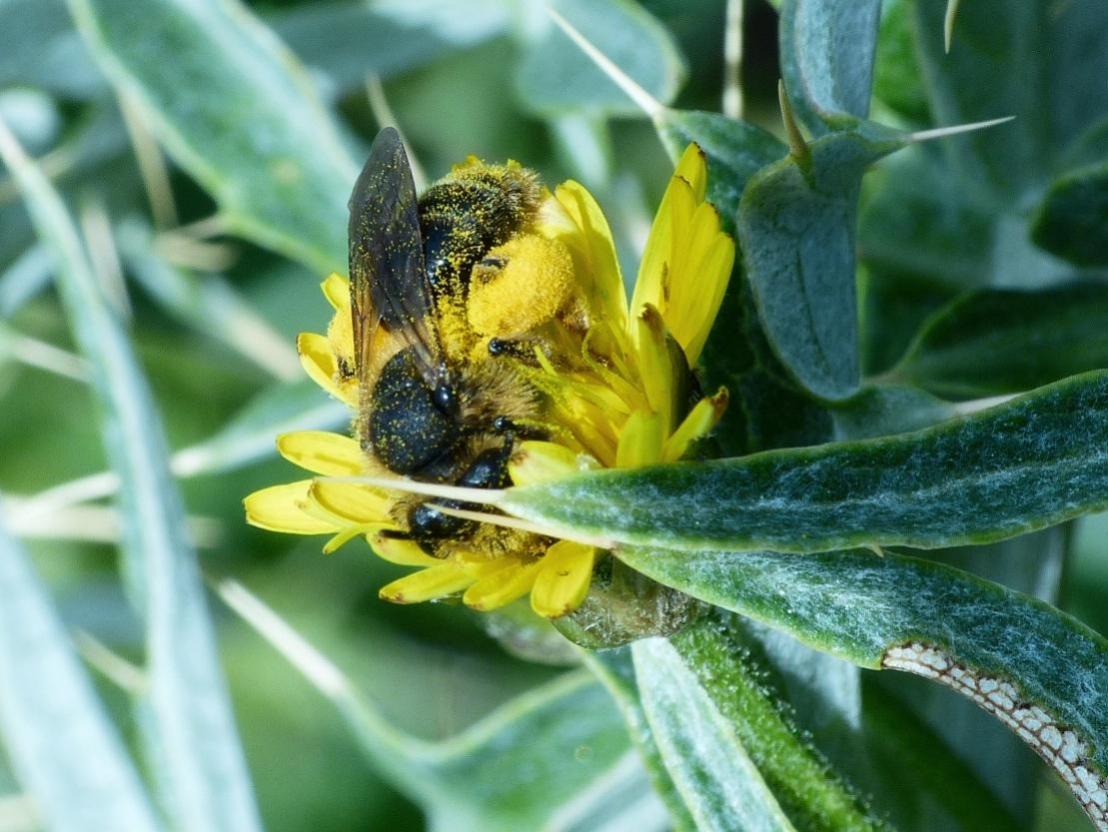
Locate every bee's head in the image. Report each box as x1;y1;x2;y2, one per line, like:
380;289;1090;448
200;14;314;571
369;349;464;475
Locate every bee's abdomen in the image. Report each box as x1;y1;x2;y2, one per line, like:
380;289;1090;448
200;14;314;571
418;167;539;292
368;348;457;475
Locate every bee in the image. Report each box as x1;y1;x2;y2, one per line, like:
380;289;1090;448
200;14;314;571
348;128;570;556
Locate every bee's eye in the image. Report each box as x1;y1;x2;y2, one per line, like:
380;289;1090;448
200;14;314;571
433;383;458;416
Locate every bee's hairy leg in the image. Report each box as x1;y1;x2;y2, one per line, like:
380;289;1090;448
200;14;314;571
487;337;539;363
492;416;548;441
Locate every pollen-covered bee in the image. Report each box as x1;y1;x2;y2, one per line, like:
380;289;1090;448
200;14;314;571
347;128;575;556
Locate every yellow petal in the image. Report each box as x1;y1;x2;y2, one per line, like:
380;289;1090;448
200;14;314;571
307;480;393;524
326;304;355;368
369;533;444;567
321;273;350;311
632;145;708;317
632;305;677;432
453;552;525;578
462;559;542;611
631;189;675;320
631;143;734;366
379;563;475;604
509;441;596;486
545;182;628;330
297;332;356;405
277;431;365;476
531;542;596;618
666;208;735;365
244;481;338;534
615;410;665;469
673;142;708;202
663;387;729;462
323;525;375;555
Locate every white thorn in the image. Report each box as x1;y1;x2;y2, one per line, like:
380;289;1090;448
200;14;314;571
365;75;428;193
320;475;506;505
426;503;614;550
944;0;962;54
214;579;351;699
722;0;744;119
952;393;1018;415
319;476;616;550
908;115;1015;144
547;5;665;123
0;325;90;381
118;90;178;230
75;631;148;695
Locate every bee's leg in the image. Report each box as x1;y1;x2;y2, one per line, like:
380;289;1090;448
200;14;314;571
492;416;548;441
456;442;513;489
407;501;476;554
406;445;513;553
487;337;539;363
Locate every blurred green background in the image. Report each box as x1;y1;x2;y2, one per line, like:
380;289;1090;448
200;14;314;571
0;2;763;828
0;0;1104;829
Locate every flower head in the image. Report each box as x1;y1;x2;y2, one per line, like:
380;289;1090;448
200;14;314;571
245;144;734;620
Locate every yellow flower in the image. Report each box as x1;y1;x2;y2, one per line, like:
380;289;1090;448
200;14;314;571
513;144;733;477
244;144;734;620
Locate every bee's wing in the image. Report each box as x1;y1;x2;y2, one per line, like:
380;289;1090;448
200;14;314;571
348;128;441;394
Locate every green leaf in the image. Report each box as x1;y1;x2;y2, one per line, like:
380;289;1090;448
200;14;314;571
871;0;930;124
182;380;348;476
637;615;889;831
738;124;905;401
631;635;796;832
68;0;357;274
0;0;103;99
516;0;686;117
894;282;1108;398
859;679;1025;831
911;0;1108;195
115;218;300;380
911;0;1042;194
9;379;347;526
615;545;1108;830
1031;162;1108;268
216;580;653;832
732;617;1023;832
875;529;1068;826
0;243;52;316
1043;3;1108;156
829;385;956;440
272;0;510;94
858;146;995;289
0;118;262;831
418;675;657;832
0;513;161;832
860;265;961;375
778;0;882;133
582;649;696;831
506;380;1108;558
